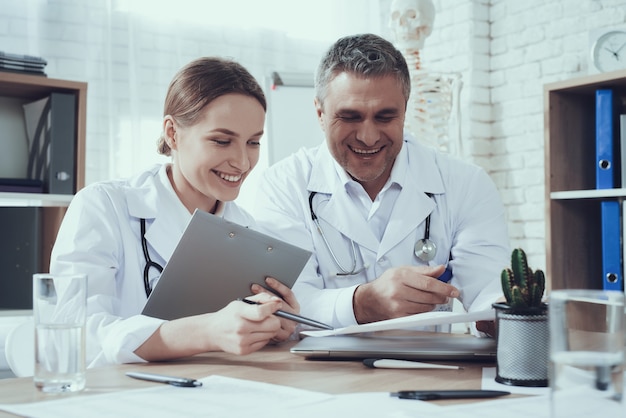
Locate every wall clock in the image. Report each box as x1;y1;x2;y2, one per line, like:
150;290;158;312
591;29;626;73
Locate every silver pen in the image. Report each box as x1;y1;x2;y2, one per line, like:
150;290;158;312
239;298;334;330
126;371;202;387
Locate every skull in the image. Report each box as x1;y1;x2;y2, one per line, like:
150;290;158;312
389;0;435;50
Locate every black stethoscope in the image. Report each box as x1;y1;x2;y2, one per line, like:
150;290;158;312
308;191;437;276
140;218;163;297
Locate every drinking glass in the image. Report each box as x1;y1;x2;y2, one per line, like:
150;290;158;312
33;273;87;393
549;289;624;417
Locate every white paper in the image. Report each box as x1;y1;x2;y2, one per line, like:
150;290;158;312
0;375;333;418
1;373;623;418
301;308;495;337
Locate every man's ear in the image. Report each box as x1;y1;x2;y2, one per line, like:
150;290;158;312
163;115;177;150
314;97;324;130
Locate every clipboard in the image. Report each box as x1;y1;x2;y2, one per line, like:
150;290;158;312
142;209;312;320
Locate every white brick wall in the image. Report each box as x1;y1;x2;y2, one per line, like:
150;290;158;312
380;0;626;272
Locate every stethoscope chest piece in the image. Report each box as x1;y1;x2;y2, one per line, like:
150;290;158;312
415;238;437;262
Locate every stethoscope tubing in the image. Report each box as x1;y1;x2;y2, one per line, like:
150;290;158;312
140;218;163;297
308;191;437;276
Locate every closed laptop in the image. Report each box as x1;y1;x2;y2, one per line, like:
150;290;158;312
290;332;496;361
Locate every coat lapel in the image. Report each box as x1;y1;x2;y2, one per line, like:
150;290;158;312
125;166;183;263
379;141;446;256
307;145;378;253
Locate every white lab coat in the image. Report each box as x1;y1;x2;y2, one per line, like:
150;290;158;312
50;164;254;367
254;138;510;329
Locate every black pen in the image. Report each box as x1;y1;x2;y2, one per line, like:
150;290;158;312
126;371;202;387
390;390;510;400
239;298;334;330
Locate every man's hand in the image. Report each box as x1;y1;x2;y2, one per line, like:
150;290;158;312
352;265;460;324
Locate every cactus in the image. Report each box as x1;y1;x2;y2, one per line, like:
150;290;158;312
501;248;545;309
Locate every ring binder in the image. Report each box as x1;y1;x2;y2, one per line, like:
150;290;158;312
600;200;623;291
595;89;619;189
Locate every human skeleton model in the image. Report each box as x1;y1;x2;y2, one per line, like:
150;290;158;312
390;0;462;155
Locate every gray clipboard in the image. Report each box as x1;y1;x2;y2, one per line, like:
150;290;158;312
142;209;311;320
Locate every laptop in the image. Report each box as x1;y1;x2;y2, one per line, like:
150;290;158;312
290;332;497;361
142;209;312;320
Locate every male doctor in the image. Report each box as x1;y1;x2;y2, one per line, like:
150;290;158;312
254;34;510;333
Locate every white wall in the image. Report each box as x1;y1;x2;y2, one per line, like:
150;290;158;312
377;0;626;271
0;0;381;189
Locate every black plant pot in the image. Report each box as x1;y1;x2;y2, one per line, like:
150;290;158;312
492;302;549;387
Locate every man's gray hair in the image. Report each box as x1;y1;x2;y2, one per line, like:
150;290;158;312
315;33;411;106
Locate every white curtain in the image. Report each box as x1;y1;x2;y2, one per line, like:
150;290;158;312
1;0;382;208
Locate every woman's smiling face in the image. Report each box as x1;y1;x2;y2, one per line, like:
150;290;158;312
167;93;265;213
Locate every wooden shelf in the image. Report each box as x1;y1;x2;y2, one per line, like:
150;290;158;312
544;69;626;292
550;189;626;200
0;192;73;207
0;72;87;191
0;72;87;309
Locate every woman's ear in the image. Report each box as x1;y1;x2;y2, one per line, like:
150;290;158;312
163;115;177;150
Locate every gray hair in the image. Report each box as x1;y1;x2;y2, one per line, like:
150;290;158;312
314;33;411;106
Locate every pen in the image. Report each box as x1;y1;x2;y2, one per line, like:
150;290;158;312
390;390;510;400
239;298;334;330
438;267;452;283
126;371;202;387
363;358;461;370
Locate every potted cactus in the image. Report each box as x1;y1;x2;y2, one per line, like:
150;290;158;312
492;248;549;387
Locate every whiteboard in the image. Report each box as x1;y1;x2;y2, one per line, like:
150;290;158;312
266;84;322;165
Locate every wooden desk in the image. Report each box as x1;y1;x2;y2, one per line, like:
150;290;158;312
0;340;493;416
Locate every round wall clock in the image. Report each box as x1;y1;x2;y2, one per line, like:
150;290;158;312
591;29;626;73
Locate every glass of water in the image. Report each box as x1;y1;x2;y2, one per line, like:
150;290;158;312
33;273;87;393
549;289;624;417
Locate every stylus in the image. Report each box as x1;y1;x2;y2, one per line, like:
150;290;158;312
126;371;202;387
390;390;510;400
239;298;334;330
363;358;461;370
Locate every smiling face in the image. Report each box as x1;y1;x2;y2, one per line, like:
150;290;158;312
165;93;265;213
315;72;406;199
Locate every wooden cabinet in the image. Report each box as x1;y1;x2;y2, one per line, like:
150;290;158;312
544;69;626;291
0;72;86;305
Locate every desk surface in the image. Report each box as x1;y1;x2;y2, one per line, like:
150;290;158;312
0;339;493;416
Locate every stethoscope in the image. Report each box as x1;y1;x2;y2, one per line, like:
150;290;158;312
140;218;163;297
308;191;438;276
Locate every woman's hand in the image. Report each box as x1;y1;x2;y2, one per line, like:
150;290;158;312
209;292;282;354
250;277;300;342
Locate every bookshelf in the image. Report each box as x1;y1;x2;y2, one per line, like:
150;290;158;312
544;69;626;291
0;72;87;308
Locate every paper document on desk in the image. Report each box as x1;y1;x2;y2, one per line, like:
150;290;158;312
301;308;495;337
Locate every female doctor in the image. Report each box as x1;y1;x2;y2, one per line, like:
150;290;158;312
50;57;299;367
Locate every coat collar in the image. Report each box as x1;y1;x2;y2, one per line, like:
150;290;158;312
125;164;190;262
307;136;446;195
305;137;446;254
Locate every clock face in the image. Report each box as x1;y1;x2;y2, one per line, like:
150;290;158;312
592;30;626;73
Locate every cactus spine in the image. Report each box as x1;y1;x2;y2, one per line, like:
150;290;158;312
501;248;545;308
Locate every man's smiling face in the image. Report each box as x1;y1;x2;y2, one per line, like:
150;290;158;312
315;72;406;199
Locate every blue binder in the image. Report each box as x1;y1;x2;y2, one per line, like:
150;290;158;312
600;200;622;291
595;89;617;189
